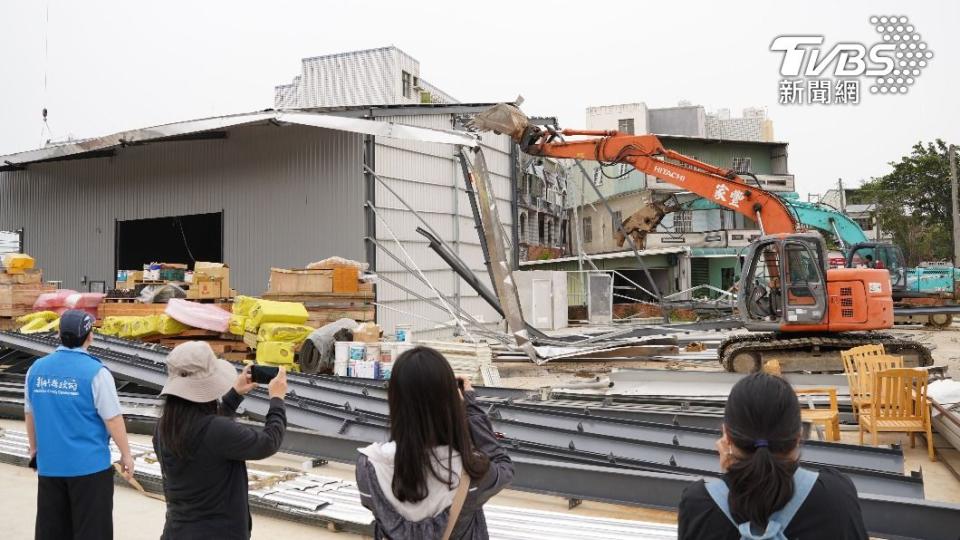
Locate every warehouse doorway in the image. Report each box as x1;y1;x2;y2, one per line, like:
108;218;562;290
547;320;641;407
115;212;222;271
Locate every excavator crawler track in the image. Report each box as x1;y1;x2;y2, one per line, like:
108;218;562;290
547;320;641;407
719;333;933;373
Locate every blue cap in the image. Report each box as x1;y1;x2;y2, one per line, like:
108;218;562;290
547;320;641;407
59;309;94;346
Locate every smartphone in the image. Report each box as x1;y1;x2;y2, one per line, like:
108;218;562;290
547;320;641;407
250;365;280;384
457;378;464;391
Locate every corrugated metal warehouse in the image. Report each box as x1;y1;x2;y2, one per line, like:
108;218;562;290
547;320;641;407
0;104;516;339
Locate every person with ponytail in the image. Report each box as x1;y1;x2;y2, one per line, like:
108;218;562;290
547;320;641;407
678;372;867;540
356;346;514;539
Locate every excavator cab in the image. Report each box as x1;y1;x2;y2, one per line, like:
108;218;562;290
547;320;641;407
846;242;907;291
738;234;828;331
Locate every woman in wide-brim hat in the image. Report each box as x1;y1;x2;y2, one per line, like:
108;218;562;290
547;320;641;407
152;341;288;540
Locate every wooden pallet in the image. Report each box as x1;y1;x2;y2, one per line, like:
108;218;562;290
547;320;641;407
0;317;21;331
103;298;138;303
222;351;256;362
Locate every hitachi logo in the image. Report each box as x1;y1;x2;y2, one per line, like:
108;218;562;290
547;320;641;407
653;165;685;183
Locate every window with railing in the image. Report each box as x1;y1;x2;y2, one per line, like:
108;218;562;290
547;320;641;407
731;156;752;174
675;210;693;232
583;216;593;243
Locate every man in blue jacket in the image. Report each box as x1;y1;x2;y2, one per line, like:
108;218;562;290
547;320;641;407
25;309;135;540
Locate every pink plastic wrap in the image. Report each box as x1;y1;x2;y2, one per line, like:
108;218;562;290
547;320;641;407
164;299;230;333
34;290;79;309
64;293;107;309
55;306;99;319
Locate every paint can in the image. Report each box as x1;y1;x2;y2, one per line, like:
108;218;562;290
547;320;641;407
333;341;350;377
365;343;381;363
379;343;395;380
348;342;366;361
395;324;413;343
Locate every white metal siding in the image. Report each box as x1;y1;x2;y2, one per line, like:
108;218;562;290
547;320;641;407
0;123;365;294
373;113;514;339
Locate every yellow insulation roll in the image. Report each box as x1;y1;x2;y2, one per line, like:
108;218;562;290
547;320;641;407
16;311;59;324
247;300;308;328
257;323;313;343
255;341;297;365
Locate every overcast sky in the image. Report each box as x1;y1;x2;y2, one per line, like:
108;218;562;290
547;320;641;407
0;1;956;196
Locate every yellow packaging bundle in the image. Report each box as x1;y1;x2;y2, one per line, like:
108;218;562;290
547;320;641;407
255;341;297;365
158;314;189;335
19;318;47;333
38;318;60;333
17;311;59;324
100;316;140;336
232;295;258;317
257;322;313;343
129;315;161;338
247;299;309;328
2;253;35;274
244;316;259;334
228;315;247;336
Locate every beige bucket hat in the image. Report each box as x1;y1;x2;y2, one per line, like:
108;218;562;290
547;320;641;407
160;341;237;403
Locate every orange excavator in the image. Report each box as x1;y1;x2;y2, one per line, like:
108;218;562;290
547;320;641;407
472;104;931;372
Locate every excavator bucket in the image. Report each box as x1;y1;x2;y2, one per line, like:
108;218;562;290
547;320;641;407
469;103;531;141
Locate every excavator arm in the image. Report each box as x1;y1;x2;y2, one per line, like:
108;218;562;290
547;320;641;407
470;103;797;235
519;127;797;235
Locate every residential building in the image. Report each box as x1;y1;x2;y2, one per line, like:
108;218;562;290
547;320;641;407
517;157;569;262
705;107;775;142
275;46;457;109
587;101;775;142
0;103;516;340
533;125;794;302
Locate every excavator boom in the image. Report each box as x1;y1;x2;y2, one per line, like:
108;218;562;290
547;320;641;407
472;104;797;235
470;104;932;372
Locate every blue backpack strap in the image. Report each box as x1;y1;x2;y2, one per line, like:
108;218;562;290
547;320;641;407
704;478;738;527
766;468;819;533
705;468;819;540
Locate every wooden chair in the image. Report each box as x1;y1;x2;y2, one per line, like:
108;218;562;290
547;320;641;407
796;387;840;441
859;368;935;461
841;344;885;416
852;354;904;418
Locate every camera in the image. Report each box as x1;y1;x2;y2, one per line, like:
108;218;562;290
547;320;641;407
250;365;280;384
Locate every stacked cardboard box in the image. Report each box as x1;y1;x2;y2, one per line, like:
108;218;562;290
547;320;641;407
262;262;374;326
0;256;56;322
187;262;234;300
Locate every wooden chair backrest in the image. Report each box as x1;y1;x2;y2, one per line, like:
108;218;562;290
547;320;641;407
841;344;886;400
795;387;839;412
856;354;904;400
870;368;928;422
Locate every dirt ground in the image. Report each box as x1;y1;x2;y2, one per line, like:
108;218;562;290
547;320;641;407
890;323;960;375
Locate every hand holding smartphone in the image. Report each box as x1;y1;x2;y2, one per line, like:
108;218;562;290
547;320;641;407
250;365;280;384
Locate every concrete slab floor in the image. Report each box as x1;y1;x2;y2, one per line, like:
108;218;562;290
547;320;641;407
838;429;960;504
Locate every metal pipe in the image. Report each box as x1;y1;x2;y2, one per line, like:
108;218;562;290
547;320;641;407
458;148;497;288
367;202;476;341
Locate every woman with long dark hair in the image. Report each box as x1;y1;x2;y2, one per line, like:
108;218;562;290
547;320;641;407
678;372;867;539
153;341;288;539
357;346;514;539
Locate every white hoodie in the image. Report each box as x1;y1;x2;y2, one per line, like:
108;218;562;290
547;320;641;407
358;441;463;522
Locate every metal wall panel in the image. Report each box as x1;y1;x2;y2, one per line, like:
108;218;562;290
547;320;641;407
374;113;513;338
0;123;365;294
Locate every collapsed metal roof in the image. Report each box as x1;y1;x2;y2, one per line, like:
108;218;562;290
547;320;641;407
0;109;479;171
519;246;689;266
